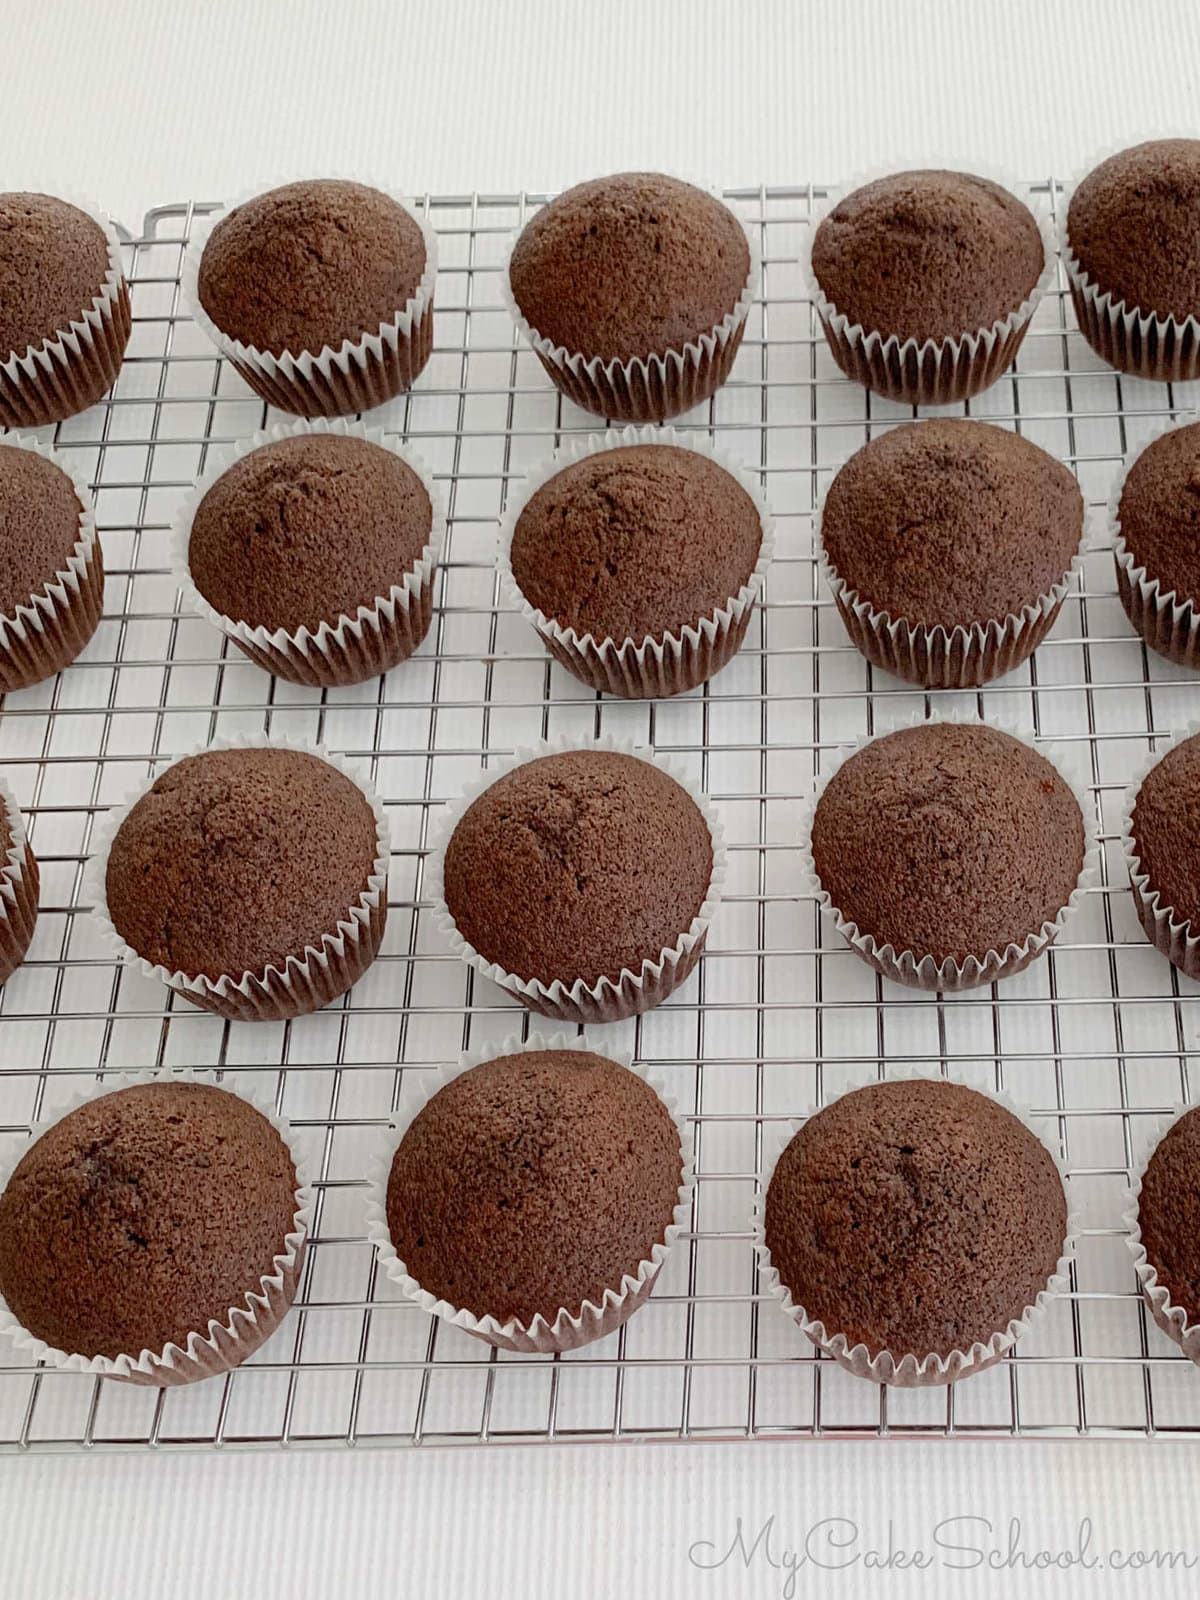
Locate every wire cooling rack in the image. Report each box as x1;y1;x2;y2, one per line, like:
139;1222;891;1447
1;182;1199;1452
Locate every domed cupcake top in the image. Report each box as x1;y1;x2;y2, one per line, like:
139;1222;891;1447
1131;731;1200;928
386;1048;682;1324
821;420;1082;628
1117;421;1200;603
1068;140;1200;320
104;746;379;981
765;1078;1067;1360
811;170;1044;344
508;173;750;364
188;431;432;634
441;749;712;987
0;1081;298;1361
198;179;428;356
0;444;84;619
509;443;762;644
1137;1104;1200;1325
0;193;111;359
810;723;1085;965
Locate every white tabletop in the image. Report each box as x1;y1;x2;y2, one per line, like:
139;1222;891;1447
3;2;1200;1596
6;0;1195;226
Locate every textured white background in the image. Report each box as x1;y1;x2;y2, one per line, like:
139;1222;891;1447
3;2;1200;1595
5;0;1200;221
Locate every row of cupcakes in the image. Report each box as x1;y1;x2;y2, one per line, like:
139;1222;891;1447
10;404;1200;712
1;409;1198;712
171;420;776;696
159;141;1200;414
3;714;1200;1028
4;140;1199;432
0;410;777;700
4;1051;1200;1391
156;407;1200;698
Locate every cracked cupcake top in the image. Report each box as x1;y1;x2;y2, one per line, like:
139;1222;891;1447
0;1081;298;1361
820;419;1082;628
0;192;112;360
810;722;1085;965
1130;731;1200;928
811;169;1044;345
765;1078;1067;1361
188;431;432;634
1067;139;1200;321
1117;421;1200;605
0;443;85;620
508;173;750;364
509;443;762;645
104;746;379;980
198;179;427;357
441;749;712;987
386;1049;682;1325
1137;1104;1200;1326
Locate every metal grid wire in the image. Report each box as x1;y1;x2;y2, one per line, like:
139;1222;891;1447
1;182;1199;1452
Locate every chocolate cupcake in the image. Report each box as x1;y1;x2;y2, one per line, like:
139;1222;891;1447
184;179;436;417
819;420;1083;687
0;192;131;427
504;172;757;421
806;169;1050;404
0;435;104;691
804;720;1091;990
0;1074;310;1384
175;420;442;686
759;1077;1072;1385
88;739;389;1022
0;779;37;986
1111;420;1200;666
366;1035;690;1352
1122;727;1200;980
1127;1103;1200;1364
500;428;773;697
429;740;724;1023
1064;140;1200;382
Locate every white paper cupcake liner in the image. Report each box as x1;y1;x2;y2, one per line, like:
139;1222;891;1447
84;733;391;1022
0;433;104;692
799;710;1101;992
815;454;1085;689
754;1070;1079;1385
0;777;38;986
182;179;438;418
497;425;775;697
365;1031;694;1353
501;177;759;422
1119;722;1200;980
171;417;445;687
1061;137;1200;383
0;191;131;428
426;734;726;1023
1107;414;1200;667
0;1067;314;1386
1124;1101;1200;1364
801;166;1056;406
